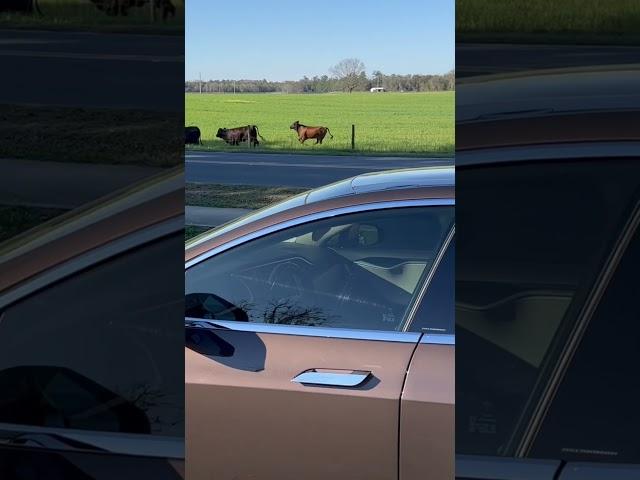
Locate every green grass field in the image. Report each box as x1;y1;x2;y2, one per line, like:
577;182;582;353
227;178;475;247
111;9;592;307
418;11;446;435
185;92;454;156
457;0;640;43
0;0;184;33
0;104;182;167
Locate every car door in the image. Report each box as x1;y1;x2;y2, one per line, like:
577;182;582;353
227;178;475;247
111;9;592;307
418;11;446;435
0;230;185;479
400;234;455;480
185;200;454;480
455;158;640;479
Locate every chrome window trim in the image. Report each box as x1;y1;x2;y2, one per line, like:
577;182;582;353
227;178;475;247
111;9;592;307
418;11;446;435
421;334;455;345
186;318;422;343
403;226;455;333
185;199;454;269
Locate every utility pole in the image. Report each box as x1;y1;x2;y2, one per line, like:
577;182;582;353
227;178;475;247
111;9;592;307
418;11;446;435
233;81;236;94
199;72;202;94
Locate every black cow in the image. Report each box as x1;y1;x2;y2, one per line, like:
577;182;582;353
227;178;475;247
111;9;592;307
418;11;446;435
216;125;264;147
89;0;175;19
185;126;202;145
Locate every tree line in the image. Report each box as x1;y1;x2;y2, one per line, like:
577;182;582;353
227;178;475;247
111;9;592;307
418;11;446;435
186;58;454;94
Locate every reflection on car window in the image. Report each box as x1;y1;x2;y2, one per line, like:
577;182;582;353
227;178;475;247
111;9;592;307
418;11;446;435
0;234;184;437
456;159;640;457
186;207;454;332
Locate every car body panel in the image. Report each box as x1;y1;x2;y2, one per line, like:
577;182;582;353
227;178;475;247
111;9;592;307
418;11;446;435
400;342;454;480
186;167;454;261
0;167;184;294
0;168;185;478
185;167;455;479
186;330;418;480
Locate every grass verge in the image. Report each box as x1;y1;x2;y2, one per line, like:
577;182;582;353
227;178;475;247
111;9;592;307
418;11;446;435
185;225;209;241
186;183;308;209
0;205;66;243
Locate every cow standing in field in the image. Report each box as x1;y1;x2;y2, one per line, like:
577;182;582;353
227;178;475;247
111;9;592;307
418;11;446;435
185;126;202;145
290;121;333;145
216;125;264;147
89;0;175;19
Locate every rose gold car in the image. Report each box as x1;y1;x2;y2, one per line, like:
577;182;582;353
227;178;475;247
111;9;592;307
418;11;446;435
185;167;455;480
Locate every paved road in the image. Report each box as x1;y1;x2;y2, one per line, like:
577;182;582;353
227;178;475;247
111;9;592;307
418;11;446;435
186;206;251;227
0;29;182;110
1;158;162;209
457;43;640;78
186;151;453;188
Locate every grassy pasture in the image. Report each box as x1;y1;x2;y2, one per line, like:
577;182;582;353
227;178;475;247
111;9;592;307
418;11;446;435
185;91;454;156
0;0;184;33
457;0;640;43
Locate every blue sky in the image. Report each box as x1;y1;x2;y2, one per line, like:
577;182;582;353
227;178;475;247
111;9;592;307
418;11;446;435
186;0;454;81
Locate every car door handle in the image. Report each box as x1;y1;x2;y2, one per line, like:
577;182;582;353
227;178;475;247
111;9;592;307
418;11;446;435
292;369;371;387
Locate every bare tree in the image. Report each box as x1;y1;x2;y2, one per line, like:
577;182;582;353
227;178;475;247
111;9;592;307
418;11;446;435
330;58;366;93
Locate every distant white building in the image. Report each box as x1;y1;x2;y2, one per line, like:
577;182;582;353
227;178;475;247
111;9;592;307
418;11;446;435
370;87;386;93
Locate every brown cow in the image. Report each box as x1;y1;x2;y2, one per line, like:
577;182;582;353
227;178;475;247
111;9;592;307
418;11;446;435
290;121;333;145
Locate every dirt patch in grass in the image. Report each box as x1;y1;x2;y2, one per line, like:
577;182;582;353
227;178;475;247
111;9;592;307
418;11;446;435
0;205;66;243
186;183;308;209
0;104;181;167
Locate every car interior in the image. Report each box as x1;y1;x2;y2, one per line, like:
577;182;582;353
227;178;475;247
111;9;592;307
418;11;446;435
456;159;640;456
186;206;454;332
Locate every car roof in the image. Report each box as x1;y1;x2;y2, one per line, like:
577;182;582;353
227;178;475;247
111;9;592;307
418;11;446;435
186;166;454;260
306;166;454;204
0;167;184;295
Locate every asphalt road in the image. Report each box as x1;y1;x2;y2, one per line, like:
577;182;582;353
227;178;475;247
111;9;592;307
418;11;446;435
457;43;640;78
0;29;183;110
1;158;162;209
186;151;453;188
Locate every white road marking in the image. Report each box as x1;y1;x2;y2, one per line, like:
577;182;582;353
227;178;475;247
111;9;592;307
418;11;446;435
0;49;183;62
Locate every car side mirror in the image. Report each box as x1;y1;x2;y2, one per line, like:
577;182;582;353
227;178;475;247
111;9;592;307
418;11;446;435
185;293;249;321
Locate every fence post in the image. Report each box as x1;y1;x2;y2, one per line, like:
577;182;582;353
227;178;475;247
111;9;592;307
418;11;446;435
351;124;355;150
150;0;156;23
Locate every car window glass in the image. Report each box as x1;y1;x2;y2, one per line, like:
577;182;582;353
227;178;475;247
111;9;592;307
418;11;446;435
456;159;640;457
186;206;454;332
0;234;184;437
530;214;640;464
409;237;454;334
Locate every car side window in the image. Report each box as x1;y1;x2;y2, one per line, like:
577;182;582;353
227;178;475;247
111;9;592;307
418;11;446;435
456;159;640;458
0;234;184;437
186;206;454;332
408;236;454;334
530;215;640;464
